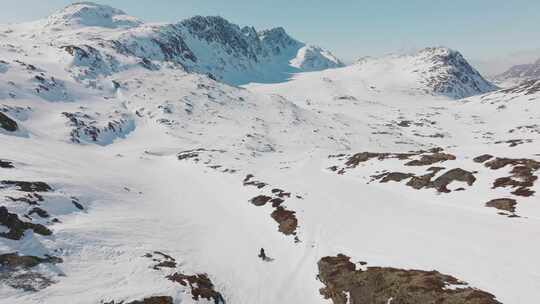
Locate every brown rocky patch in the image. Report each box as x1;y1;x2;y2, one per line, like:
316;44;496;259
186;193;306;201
271;188;291;198
345;152;415;168
144;252;225;303
244;176;301;239
473;154;493;163
317;254;501;304
243;174;267;188
167;273;225;303
270;197;284;207
372;167;476;193
271;207;298;235
377;172;414;183
145;251;177;270
427;166;446;173
339;148;454;174
484;158;540;171
404;152;456;166
406;173;434;190
249;195;272;206
430;168;476;193
485;158;539;197
485;198;517;213
0;252;62;269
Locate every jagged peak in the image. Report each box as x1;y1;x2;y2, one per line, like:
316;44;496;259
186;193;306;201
259;26;287;37
290;45;344;71
414;47;471;65
258;27;298;47
45;2;143;29
417;46;458;56
241;26;258;39
181;15;239;29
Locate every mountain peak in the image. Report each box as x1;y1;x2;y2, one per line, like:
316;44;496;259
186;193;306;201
418;46;456;54
258;27;298;48
290;45;343;71
352;46;496;98
45;2;143;29
415;47;464;63
414;46;497;98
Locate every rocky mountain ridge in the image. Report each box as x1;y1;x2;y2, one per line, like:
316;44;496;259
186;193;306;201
37;2;343;85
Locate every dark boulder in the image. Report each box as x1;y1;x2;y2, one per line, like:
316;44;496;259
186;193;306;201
0;206;52;240
0;112;18;132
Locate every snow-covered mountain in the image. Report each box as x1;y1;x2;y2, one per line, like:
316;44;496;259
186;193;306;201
45;1;143;29
247;47;497;101
494;57;540;87
352;47;497;99
1;2;540;304
412;47;498;98
30;2;343;86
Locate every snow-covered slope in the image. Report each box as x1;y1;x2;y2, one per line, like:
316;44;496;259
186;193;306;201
494;58;540;88
1;3;540;304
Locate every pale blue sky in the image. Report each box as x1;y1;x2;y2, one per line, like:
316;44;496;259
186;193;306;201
2;0;540;66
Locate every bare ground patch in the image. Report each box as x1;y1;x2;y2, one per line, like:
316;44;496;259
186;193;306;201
317;254;501;304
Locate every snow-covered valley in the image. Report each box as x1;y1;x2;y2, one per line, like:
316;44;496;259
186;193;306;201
1;3;539;304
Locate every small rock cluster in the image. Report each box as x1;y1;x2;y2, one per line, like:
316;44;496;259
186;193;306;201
245;174;300;239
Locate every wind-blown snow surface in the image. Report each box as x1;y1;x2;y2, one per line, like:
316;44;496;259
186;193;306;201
1;3;540;304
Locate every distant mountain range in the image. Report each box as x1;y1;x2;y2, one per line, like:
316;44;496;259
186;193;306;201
493;58;540;87
41;2;343;85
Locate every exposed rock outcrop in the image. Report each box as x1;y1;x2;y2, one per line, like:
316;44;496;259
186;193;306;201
317;254;502;304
